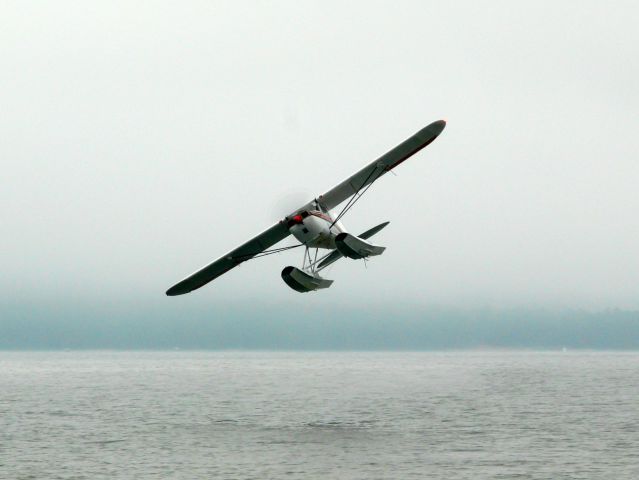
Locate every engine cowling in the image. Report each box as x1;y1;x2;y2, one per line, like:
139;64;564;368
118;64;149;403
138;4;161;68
281;266;333;293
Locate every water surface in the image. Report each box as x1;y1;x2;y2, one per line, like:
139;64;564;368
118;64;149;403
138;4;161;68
1;351;638;479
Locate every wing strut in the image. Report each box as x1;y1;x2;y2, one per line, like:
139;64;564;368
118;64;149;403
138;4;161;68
328;163;386;228
232;243;303;261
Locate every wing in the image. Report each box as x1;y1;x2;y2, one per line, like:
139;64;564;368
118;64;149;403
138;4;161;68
317;120;446;210
166;221;290;296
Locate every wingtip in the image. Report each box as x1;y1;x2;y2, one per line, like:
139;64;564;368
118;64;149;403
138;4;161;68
165;285;184;296
432;119;447;133
416;119;446;140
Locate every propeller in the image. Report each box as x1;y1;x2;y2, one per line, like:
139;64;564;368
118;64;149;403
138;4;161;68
270;190;314;220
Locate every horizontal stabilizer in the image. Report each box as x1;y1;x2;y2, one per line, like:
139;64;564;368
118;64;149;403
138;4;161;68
359;221;390;240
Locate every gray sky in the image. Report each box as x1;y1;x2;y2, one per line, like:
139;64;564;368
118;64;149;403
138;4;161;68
2;0;638;311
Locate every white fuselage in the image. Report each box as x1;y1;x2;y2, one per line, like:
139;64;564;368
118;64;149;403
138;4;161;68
288;203;345;249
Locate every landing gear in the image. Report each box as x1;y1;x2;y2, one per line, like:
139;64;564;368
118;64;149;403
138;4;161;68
302;246;323;274
281;245;334;293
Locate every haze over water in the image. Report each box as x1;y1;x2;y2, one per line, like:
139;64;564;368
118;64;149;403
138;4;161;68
2;351;638;479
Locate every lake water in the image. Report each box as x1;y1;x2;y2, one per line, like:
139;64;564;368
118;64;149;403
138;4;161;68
1;351;638;479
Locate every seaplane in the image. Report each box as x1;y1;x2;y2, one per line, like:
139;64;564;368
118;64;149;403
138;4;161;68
166;119;446;295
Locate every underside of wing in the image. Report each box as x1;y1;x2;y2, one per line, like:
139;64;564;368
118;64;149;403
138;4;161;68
317;120;446;211
166;221;290;296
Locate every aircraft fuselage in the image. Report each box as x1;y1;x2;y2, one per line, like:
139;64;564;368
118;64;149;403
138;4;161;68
287;203;344;249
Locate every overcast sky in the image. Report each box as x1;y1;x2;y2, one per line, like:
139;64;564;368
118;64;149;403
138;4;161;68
2;0;638;312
